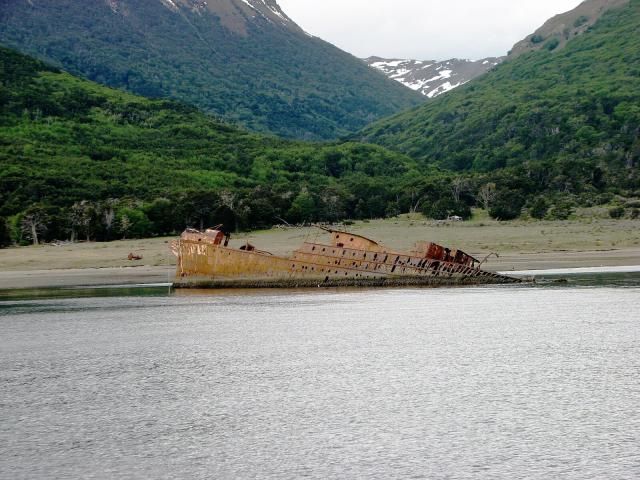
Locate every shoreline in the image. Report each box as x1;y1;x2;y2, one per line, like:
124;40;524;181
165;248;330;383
1;248;638;291
1;217;639;291
0;266;174;290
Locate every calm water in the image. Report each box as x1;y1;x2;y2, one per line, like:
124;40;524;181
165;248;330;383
1;276;640;479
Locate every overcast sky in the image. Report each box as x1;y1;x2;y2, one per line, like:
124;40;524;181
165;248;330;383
277;0;583;60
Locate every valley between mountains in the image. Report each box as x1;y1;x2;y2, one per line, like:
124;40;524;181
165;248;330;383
0;0;638;248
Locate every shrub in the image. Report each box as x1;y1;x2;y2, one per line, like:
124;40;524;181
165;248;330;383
545;38;560;51
529;197;549;219
531;34;545;44
548;201;574;220
609;206;626;219
488;190;524;220
631;209;640;219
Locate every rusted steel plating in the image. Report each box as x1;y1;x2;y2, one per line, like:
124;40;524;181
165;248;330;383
171;226;521;288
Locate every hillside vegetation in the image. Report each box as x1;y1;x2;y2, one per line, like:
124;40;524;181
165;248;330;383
0;0;422;140
359;1;640;180
0;46;449;245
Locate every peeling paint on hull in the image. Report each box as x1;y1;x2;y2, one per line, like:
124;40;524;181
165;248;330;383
172;228;521;289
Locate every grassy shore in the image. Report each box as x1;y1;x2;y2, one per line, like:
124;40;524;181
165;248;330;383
1;213;639;289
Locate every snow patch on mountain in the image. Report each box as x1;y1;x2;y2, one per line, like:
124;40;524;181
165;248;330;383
159;0;179;12
365;56;503;98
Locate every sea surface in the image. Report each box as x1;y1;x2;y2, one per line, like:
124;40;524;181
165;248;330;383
1;272;640;479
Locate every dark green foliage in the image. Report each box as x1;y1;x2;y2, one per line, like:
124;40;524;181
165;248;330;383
609;206;626;218
544;38;560;51
548;200;574;220
0;0;422;140
0;217;10;247
631;208;640;219
0;46;433;241
531;35;545;44
144;198;175;236
117;207;152;239
359;0;640;199
489;190;525;220
287;191;317;224
529;196;549;219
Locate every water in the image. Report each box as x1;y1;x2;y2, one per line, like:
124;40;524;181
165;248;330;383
1;276;640;479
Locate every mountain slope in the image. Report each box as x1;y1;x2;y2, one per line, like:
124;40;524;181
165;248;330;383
0;45;426;237
509;0;629;57
0;0;423;140
358;0;640;175
364;56;502;98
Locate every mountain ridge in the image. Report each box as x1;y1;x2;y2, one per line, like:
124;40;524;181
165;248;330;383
0;0;423;140
508;0;629;57
357;0;640;179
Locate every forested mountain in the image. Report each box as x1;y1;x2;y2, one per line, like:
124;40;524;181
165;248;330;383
0;0;423;140
358;0;640;177
0;46;444;243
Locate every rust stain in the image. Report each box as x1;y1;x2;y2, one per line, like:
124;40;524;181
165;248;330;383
171;227;522;289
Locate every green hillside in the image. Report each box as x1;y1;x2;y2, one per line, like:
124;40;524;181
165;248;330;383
0;46;445;244
359;0;640;176
0;0;422;140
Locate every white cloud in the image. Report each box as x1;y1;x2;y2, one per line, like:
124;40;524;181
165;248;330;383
278;0;584;60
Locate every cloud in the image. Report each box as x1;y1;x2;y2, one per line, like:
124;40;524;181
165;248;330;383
278;0;583;59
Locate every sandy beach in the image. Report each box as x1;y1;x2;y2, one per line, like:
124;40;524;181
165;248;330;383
1;215;639;290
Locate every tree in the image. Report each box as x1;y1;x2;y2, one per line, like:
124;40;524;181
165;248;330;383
529;197;549;219
451;177;469;203
488;190;525;220
117;207;151;239
100;199;118;240
119;214;132;239
287;190;316;224
69;200;95;242
477;183;497;210
145;198;174;236
0;217;10;248
20;205;49;245
219;190;250;232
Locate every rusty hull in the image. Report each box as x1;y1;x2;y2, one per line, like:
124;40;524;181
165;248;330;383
171;227;521;289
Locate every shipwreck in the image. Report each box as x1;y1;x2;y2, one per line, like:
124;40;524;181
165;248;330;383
170;226;520;288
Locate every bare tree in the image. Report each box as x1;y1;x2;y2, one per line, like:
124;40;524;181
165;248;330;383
220;190;244;232
478;183;497;211
68;203;82;242
408;188;426;214
101;199;118;240
69;201;95;241
451;177;469;203
119;214;132;240
21;208;49;245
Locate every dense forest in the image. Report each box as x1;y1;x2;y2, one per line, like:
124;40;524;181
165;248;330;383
0;0;422;140
0;46;448;245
